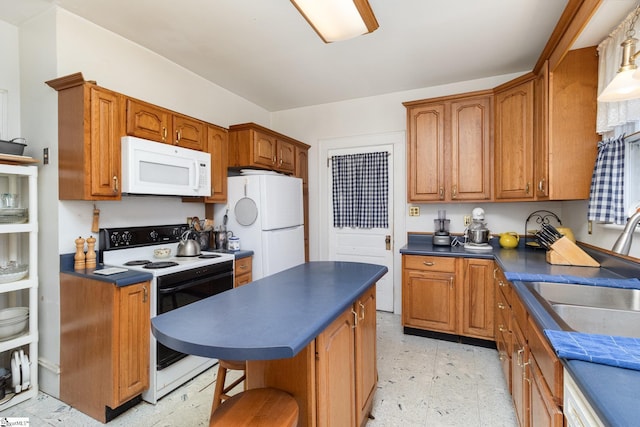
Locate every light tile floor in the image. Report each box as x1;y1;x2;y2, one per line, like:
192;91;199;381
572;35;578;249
2;312;517;426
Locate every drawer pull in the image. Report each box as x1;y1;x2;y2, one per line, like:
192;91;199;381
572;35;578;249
497;302;505;310
423;261;434;266
498;325;507;332
498;280;506;287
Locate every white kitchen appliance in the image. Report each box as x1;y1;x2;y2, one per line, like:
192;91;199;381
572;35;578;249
225;174;305;280
464;207;492;252
121;136;211;197
100;224;235;404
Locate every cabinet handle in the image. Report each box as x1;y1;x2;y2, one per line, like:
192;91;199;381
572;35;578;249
498;325;507;332
493;268;498;279
112;176;119;193
272;156;277;165
176;129;182;144
422;261;434;266
522;358;531;384
525;182;530;194
239;264;248;270
351;309;358;328
439;187;444;199
538;178;545;192
162;127;167;141
516;348;523;366
499;352;506;361
497;302;505;310
451;185;457;199
449;276;454;289
143;285;148;303
498;280;506;288
359;301;365;321
279;150;283;166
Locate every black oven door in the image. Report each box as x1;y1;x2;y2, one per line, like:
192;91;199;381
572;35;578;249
156;261;233;369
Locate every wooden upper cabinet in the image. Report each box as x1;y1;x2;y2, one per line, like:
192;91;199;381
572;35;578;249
494;77;535;200
205;125;229;203
173;114;206;151
534;62;550;199
404;91;492;202
545;47;599;200
46;73;122;201
228;123;308;175
126;98;206;151
126;98;171;143
450;96;493;201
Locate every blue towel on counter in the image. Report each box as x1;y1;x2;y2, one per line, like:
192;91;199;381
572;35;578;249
544;330;640;371
504;273;640;289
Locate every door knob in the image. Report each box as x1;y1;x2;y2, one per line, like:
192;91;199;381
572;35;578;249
385;235;391;250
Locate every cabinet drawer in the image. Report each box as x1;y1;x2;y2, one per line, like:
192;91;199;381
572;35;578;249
511;290;528;336
496;290;511;333
403;255;456;272
528;316;563;404
494;269;512;304
235;256;252;274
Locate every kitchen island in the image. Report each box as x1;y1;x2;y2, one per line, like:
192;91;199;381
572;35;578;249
152;261;387;426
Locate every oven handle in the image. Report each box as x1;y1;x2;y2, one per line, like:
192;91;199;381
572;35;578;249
157;270;233;294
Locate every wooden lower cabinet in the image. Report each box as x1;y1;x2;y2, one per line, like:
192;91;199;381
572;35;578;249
234;255;252;286
60;275;150;422
402;255;494;339
246;285;377;427
494;266;564;427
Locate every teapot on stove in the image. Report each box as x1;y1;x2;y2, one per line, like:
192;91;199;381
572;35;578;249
177;230;201;256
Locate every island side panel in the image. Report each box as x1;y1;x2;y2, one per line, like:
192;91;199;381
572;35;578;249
246;342;317;427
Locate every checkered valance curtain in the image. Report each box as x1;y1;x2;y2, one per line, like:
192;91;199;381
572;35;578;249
331;152;388;228
588;136;626;224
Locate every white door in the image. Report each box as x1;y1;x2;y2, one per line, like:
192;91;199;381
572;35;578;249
328;145;394;312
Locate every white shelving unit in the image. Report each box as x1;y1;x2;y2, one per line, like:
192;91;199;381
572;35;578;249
0;163;38;409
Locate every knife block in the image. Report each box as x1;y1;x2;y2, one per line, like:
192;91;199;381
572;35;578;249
545;236;600;267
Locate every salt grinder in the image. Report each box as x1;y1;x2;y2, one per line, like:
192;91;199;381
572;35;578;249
74;236;86;270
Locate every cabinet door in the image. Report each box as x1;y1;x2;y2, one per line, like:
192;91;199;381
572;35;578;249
253;130;278;168
407;103;446;201
90;87;122;198
316;308;357;427
495;79;534;200
205;125;228;203
402;269;456;333
512;318;530;427
295;146;310;261
460;258;494;339
173;114;205;151
534;62;550;199
530;357;563;427
354;286;376;426
277;139;295;173
450;96;492;201
126;98;171;143
114;282;150;405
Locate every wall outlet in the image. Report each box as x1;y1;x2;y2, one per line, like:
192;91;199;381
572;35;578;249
463;215;472;226
409;206;420;216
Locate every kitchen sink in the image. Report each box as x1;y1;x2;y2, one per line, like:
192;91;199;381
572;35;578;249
523;281;640;338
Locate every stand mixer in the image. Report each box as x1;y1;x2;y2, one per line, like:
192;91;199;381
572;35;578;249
464;207;492;251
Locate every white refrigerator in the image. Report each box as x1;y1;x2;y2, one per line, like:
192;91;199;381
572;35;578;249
225;174;305;280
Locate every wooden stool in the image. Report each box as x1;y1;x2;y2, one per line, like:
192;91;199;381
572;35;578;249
211;360;247;412
209;387;299;427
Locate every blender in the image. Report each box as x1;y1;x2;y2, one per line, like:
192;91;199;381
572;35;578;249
433;210;451;246
464;207;492;251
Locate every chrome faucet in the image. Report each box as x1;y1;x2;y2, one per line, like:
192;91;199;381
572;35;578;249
612;209;640;256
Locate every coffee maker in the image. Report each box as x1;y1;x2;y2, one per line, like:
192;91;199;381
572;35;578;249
433;210;451;246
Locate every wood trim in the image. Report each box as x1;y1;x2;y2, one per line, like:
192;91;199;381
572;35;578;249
46;72;88;91
229;122;310;149
402;89;494;108
535;0;602;73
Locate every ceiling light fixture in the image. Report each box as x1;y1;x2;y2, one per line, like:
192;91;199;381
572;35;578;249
291;0;379;43
598;4;640;102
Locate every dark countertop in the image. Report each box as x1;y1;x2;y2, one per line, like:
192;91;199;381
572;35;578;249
400;234;640;426
151;261;388;361
59;249;254;286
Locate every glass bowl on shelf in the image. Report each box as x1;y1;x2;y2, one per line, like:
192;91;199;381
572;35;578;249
0;263;28;283
0;208;28;224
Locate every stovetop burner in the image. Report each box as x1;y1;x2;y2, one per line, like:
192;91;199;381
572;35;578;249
124;260;153;266
144;261;180;269
198;254;221;259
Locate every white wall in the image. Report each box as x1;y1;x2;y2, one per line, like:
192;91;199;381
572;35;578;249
0;19;22;140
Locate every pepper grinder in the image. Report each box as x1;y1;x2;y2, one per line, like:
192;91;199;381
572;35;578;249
74;236;86;270
85;236;97;269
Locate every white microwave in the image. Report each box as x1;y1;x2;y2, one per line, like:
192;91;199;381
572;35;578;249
121;136;211;197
